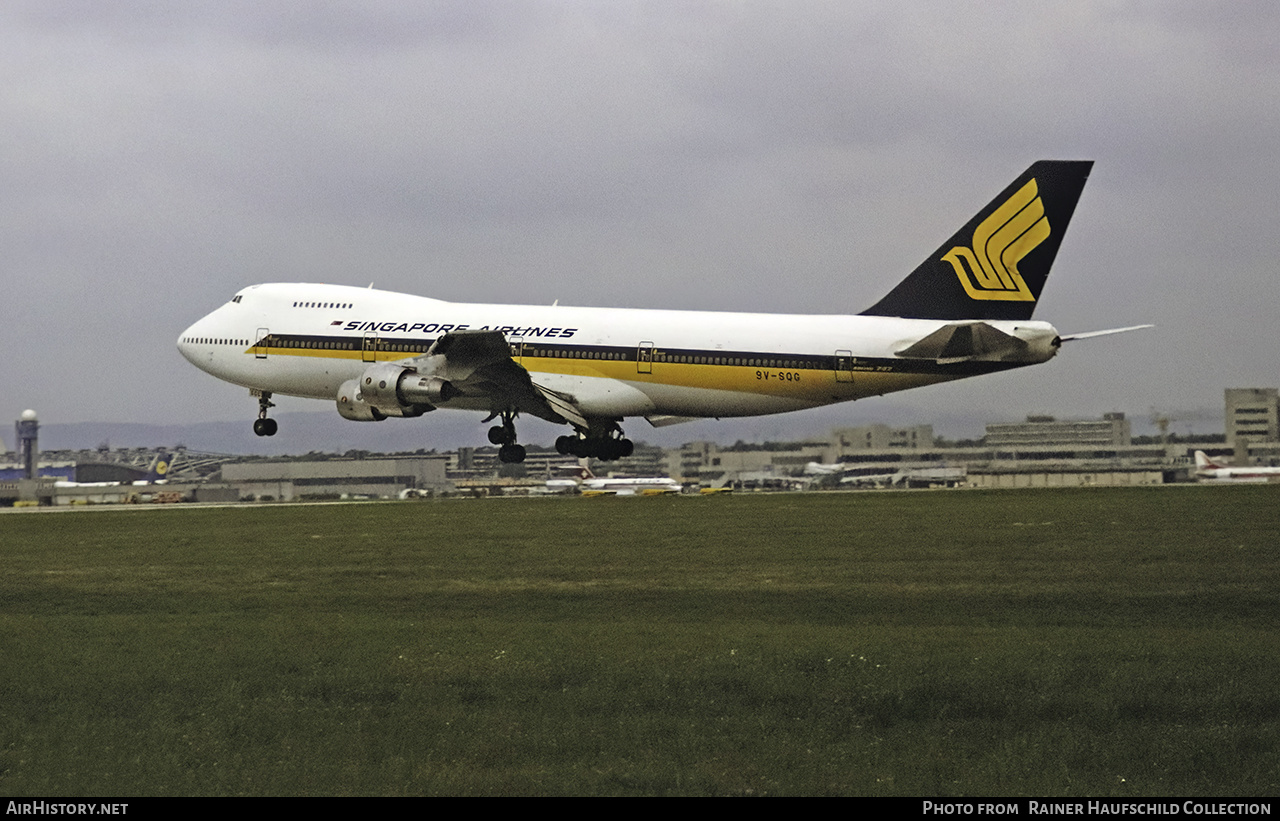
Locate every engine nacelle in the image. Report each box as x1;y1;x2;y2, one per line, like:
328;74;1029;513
358;362;412;411
336;376;431;420
336;379;385;421
356;362;457;417
399;373;459;406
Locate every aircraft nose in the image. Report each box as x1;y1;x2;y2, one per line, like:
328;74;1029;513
177;325;193;359
176;319;208;367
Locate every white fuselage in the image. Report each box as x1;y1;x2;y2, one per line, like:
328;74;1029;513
177;282;1060;425
1195;468;1280;483
1195;464;1280;483
582;476;683;494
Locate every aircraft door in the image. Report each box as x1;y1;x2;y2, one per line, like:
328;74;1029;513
510;335;524;364
254;328;270;359
833;349;854;383
362;332;378;363
637;341;654;374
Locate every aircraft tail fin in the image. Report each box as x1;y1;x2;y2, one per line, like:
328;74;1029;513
1194;451;1221;471
860;160;1093;321
143;451;173;483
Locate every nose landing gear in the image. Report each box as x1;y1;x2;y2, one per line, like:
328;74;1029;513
252;391;277;437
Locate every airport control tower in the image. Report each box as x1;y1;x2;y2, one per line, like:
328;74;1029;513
15;409;38;480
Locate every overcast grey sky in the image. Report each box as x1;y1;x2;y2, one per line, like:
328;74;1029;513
3;1;1277;442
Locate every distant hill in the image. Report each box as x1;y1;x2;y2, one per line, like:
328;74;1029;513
37;412;483;457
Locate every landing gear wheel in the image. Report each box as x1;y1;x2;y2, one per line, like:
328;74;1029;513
253;391;277;437
488;410;522;460
498;443;526;463
560;429;634;460
598;437;633;461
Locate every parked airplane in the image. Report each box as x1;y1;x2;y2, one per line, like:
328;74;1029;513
804;462;901;485
804;462;852;476
804;462;966;487
178;160;1148;463
140;451;173;484
840;470;904;488
52;451;175;488
879;466;967;488
582;474;681;497
544;465;681;496
1193;451;1280;483
542;475;583;495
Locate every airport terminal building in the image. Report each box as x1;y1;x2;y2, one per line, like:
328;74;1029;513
1226;388;1280;465
220;456;452;501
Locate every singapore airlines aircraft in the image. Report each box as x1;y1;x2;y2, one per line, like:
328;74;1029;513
178;160;1147;464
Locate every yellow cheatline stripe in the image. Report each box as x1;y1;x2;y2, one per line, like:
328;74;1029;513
247;347;955;400
530;358;840;400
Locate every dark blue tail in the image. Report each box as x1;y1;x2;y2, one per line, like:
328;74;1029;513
860;160;1093;321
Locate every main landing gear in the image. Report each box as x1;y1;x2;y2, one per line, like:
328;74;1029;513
487;410;526;463
487;412;634;463
555;424;634;461
252;391;278;437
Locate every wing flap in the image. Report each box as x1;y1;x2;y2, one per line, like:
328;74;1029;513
533;384;589;429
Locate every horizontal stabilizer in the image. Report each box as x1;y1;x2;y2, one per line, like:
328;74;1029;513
895;321;1028;364
1058;324;1153;342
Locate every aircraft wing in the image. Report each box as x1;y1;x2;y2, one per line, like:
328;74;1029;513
420;329;514;368
533;383;589;429
407;330;589;428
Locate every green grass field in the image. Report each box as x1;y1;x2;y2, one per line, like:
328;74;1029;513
2;487;1277;796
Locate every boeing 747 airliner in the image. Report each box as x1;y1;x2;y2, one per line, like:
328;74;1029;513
178;161;1147;463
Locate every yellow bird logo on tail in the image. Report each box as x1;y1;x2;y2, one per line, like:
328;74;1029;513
942;178;1049;302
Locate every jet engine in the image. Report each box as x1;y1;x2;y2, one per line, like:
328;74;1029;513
336;379;387;421
340;363;458;420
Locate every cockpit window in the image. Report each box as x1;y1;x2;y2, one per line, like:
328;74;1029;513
231;295;243;303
